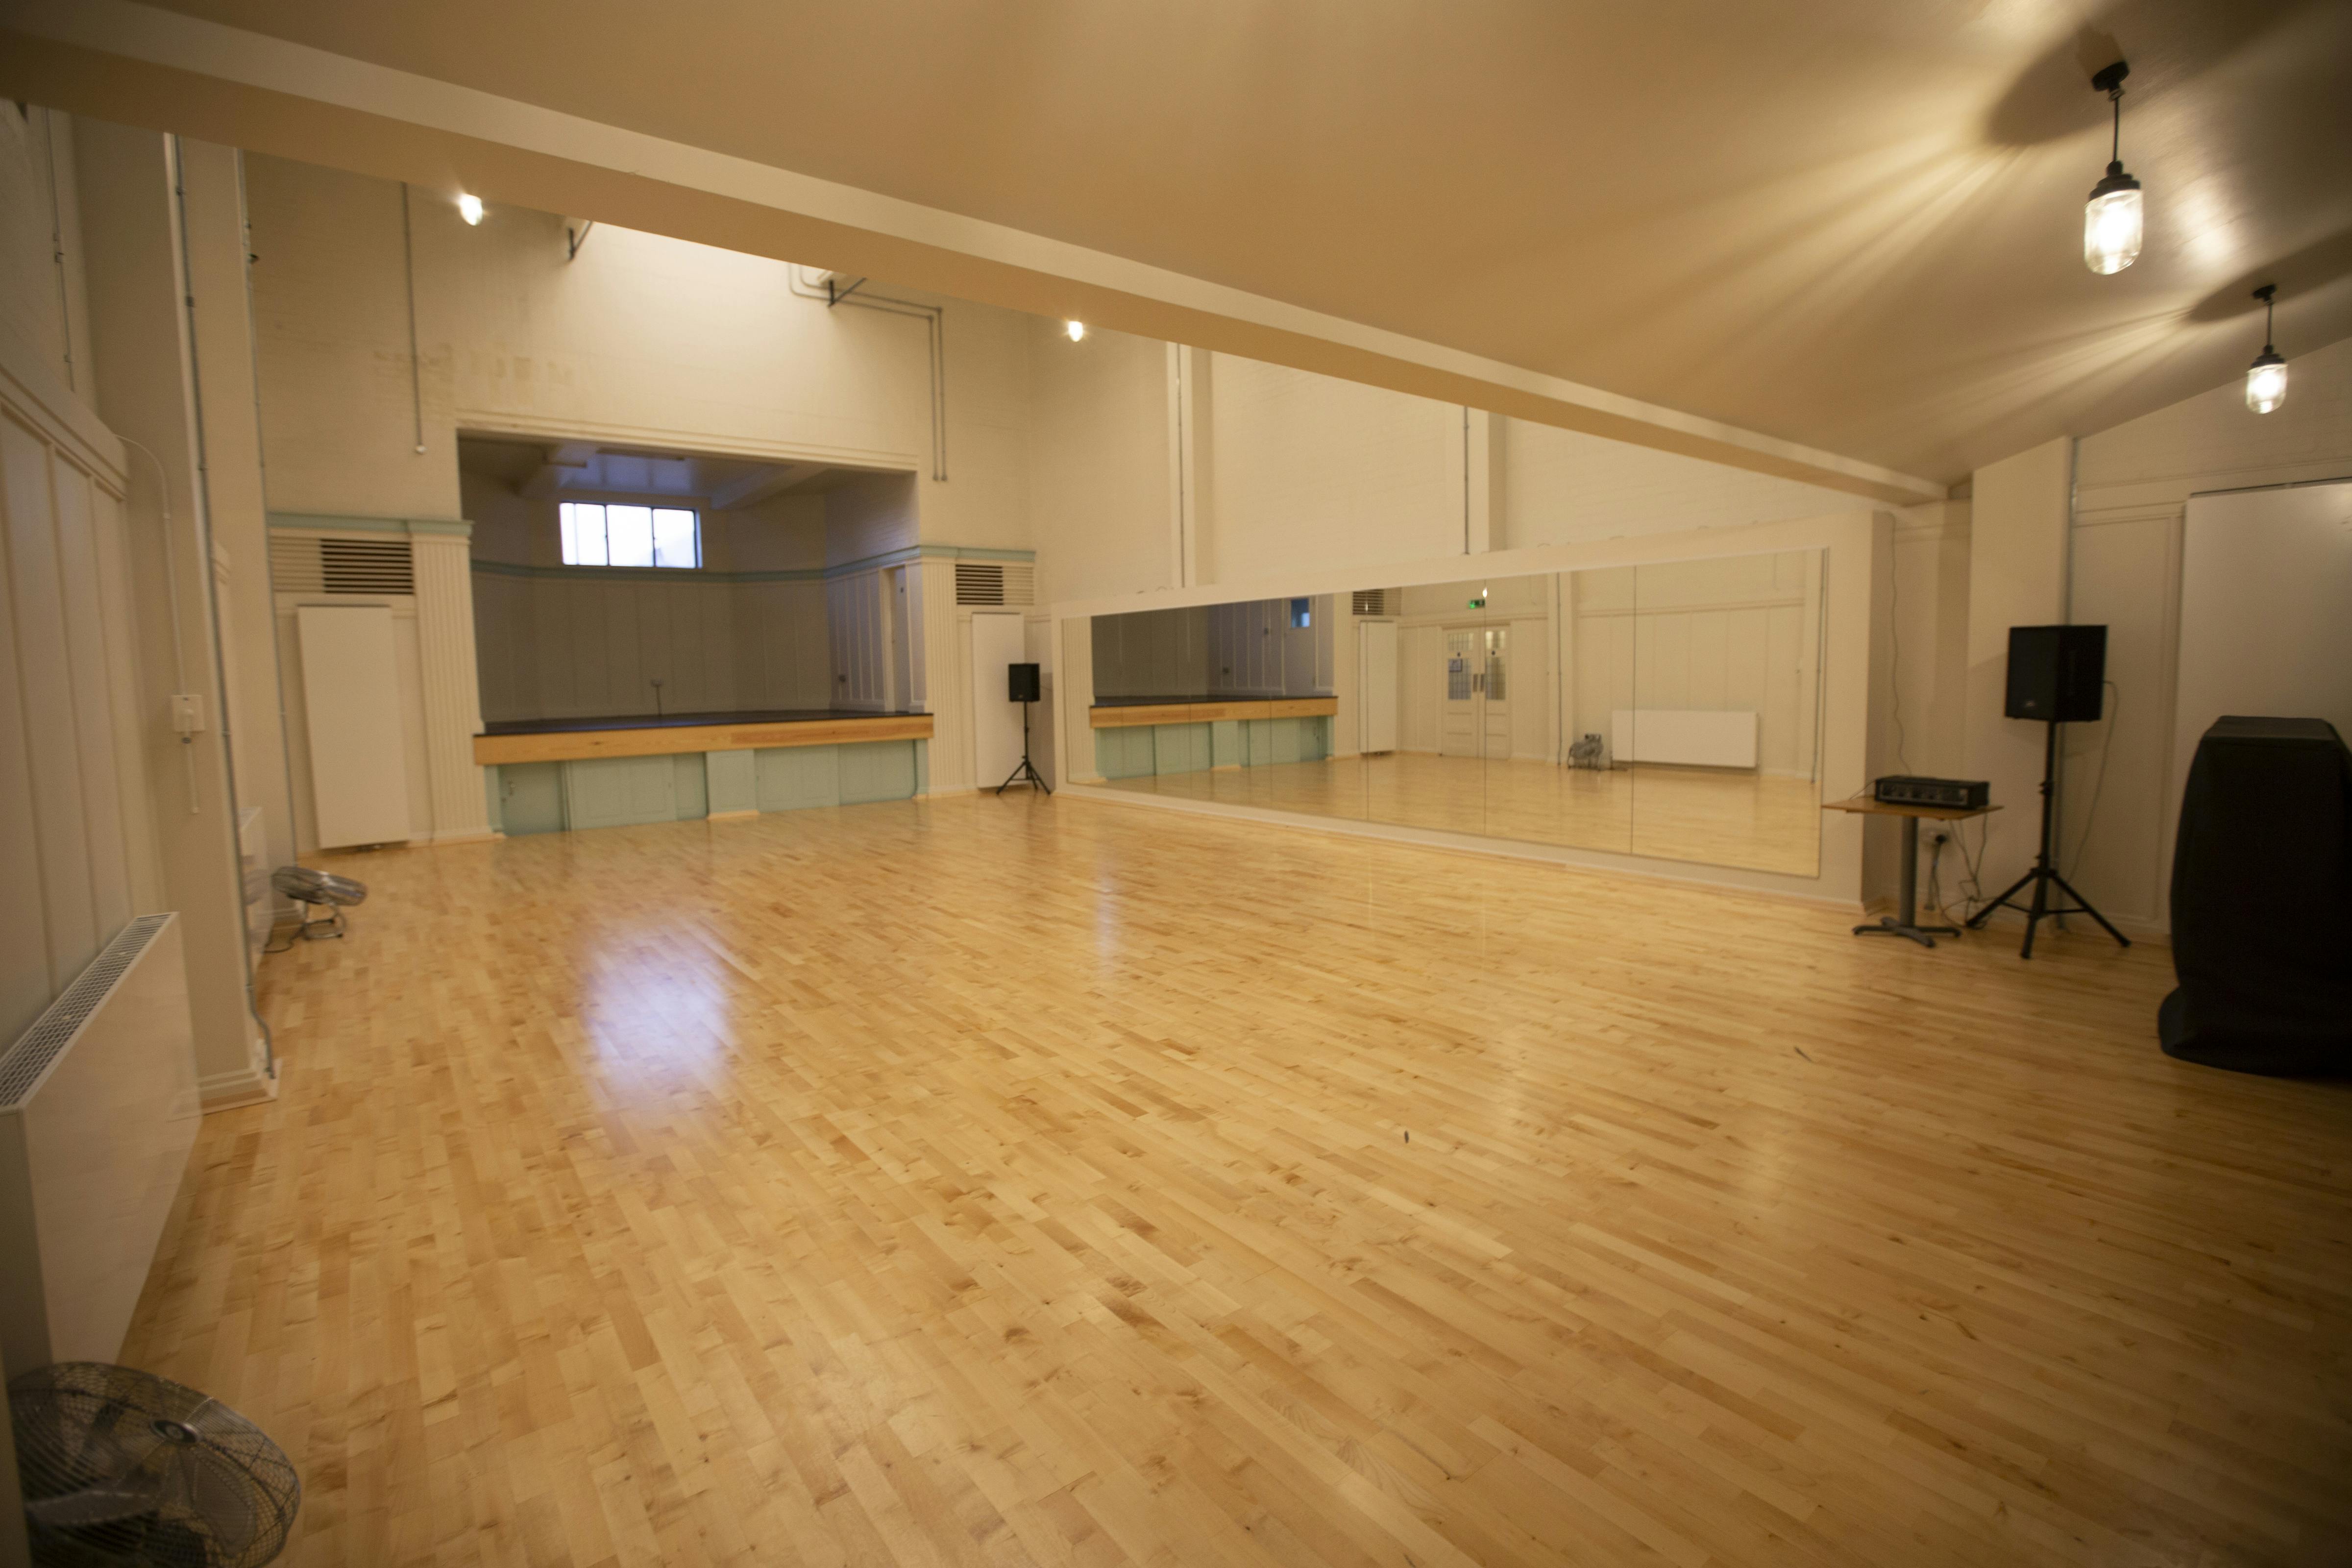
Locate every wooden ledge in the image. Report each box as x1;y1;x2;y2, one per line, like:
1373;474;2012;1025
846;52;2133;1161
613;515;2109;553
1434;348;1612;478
475;713;934;765
1090;697;1338;729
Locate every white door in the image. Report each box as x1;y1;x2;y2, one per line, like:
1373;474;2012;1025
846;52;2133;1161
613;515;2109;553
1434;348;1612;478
1439;625;1510;759
1440;628;1479;757
296;604;412;848
1358;621;1398;753
969;612;1029;787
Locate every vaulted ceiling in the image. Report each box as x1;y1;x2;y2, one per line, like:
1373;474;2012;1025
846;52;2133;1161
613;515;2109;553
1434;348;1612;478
10;0;2349;488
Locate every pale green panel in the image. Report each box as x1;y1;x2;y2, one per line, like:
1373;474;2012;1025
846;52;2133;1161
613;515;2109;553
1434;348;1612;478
484;767;503;834
564;756;679;830
1210;720;1243;767
1095;727;1154;779
839;740;917;804
673;754;708;819
756;745;840;810
913;739;930;796
1299;716;1331;762
1244;719;1274;765
705;748;757;814
1154;722;1210;775
497;762;566;835
1270;718;1302;765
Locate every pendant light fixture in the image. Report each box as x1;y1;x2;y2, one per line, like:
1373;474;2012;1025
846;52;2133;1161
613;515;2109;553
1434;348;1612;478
2082;61;2142;275
2246;285;2288;415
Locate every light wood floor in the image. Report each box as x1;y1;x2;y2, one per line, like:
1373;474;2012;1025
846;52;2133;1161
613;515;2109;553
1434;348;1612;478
123;795;2352;1567
1096;755;1823;876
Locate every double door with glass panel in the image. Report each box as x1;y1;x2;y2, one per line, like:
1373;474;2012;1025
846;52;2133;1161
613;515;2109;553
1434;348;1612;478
1440;625;1510;760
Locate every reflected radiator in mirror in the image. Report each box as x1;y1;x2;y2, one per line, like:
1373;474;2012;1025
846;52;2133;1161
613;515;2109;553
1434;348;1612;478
1610;710;1758;769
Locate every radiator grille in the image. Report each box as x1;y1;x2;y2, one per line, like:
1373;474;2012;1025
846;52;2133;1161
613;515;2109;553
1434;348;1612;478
954;560;1034;607
270;534;416;595
1351;589;1393;616
0;915;172;1109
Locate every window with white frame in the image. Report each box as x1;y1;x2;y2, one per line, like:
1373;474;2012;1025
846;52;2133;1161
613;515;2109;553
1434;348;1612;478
559;502;701;568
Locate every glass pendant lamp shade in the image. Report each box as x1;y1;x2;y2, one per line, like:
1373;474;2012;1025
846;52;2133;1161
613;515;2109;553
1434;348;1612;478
2245;286;2287;414
2246;352;2288;415
2083;169;2143;274
2082;62;2141;275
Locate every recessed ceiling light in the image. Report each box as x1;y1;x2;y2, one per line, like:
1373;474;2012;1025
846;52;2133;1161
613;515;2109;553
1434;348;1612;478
2246;285;2288;415
2083;61;2142;275
1065;320;1086;342
457;193;485;226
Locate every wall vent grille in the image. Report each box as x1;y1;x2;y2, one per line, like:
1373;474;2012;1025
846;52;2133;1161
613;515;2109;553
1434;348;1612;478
954;561;1034;607
1351;589;1394;617
0;915;171;1108
270;535;416;596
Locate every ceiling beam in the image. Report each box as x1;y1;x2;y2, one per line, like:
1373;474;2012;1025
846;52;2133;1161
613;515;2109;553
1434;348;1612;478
709;461;828;512
516;442;596;498
0;0;1946;507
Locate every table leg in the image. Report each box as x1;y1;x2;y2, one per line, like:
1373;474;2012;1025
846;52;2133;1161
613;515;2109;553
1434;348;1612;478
1854;813;1962;948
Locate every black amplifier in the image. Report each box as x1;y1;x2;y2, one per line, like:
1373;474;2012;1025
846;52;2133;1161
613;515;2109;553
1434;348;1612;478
1873;775;1989;810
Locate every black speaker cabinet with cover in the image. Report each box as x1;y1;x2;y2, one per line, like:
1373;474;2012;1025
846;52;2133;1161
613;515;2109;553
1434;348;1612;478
2160;716;2352;1075
2004;624;2106;722
1007;662;1041;704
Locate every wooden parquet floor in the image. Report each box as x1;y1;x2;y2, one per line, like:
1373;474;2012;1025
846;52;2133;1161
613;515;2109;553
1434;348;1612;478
122;794;2352;1567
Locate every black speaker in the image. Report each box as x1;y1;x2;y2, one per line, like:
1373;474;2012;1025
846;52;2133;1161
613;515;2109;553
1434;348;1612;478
1006;662;1040;704
2005;625;2106;722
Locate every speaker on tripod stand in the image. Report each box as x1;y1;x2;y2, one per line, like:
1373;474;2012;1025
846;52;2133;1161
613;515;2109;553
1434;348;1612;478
1966;624;2130;958
996;662;1051;794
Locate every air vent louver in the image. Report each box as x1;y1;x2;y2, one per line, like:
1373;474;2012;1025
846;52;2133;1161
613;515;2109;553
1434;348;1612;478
269;535;415;596
1351;589;1394;616
954;560;1033;607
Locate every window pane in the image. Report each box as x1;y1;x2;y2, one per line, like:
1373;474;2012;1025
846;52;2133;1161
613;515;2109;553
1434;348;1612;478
605;505;654;566
653;508;700;568
561;502;608;565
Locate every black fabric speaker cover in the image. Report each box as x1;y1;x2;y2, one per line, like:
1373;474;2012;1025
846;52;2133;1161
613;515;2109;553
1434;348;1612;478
1006;662;1041;703
2005;624;2106;721
2159;716;2352;1075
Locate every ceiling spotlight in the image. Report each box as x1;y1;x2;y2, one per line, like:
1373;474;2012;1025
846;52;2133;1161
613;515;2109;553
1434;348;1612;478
457;193;485;226
2082;61;2142;275
2246;285;2287;415
1065;320;1086;342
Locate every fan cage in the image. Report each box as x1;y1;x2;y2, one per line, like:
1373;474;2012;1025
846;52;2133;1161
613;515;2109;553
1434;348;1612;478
10;1362;299;1568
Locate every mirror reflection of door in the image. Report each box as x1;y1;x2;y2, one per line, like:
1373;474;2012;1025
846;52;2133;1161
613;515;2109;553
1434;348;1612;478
1440;625;1510;758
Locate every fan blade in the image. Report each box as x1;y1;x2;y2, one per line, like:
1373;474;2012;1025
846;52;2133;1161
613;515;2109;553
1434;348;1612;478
24;1472;165;1526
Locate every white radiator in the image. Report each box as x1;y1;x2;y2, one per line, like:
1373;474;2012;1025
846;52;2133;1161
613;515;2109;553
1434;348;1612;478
0;915;200;1381
1610;709;1759;768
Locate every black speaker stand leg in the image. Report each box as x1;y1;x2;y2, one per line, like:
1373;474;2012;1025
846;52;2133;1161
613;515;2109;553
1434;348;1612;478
1961;719;2129;958
995;700;1053;795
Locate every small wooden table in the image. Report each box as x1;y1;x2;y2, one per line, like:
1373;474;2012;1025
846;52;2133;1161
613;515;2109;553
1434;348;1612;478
1823;799;2001;948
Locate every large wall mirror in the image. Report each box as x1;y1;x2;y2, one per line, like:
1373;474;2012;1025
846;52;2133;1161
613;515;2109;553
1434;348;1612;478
1062;548;1827;878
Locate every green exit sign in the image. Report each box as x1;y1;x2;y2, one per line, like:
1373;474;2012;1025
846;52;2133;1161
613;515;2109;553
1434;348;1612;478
1467;597;1486;608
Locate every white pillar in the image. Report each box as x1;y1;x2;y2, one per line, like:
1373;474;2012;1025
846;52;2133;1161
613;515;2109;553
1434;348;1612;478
409;528;491;841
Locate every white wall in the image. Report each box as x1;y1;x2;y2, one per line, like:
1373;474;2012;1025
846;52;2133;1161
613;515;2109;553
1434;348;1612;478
2061;333;2352;934
1500;419;1865;548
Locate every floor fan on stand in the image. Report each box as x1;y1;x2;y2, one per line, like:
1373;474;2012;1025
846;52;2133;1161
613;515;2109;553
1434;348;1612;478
10;1362;299;1566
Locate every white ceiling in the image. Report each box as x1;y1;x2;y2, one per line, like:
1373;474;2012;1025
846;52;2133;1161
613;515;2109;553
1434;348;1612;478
16;0;2351;484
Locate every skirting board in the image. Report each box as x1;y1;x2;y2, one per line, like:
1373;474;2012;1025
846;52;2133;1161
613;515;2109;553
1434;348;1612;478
198;1063;279;1113
1059;782;1863;913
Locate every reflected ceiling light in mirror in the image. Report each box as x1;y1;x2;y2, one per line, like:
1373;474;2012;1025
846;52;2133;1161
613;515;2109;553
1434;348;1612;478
2083;61;2142;275
1065;319;1086;342
457;192;485;225
2245;285;2288;414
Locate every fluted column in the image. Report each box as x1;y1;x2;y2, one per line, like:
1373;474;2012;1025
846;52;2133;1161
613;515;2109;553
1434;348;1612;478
409;527;492;841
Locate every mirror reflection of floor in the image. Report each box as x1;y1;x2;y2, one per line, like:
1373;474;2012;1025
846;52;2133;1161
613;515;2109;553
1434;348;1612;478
1095;753;1821;875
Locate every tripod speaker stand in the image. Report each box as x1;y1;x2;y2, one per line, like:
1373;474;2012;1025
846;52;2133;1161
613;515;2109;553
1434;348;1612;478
1967;625;2128;958
996;662;1051;795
